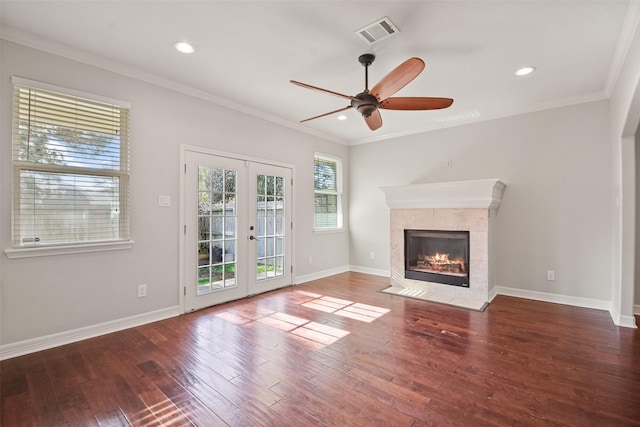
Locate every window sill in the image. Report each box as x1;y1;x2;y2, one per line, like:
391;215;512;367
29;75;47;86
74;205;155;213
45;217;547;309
4;240;135;259
313;227;345;235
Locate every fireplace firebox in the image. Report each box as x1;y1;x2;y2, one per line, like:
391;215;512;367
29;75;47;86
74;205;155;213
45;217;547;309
404;229;470;287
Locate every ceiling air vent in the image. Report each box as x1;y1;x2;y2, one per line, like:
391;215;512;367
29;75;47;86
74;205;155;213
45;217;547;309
355;17;399;45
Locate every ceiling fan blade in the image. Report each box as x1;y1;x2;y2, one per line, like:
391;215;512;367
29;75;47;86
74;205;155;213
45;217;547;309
370;58;425;101
299;105;352;123
364;109;382;131
290;80;359;102
380;97;454;110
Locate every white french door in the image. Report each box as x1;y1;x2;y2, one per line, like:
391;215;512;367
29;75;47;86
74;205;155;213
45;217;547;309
247;162;292;295
183;149;292;312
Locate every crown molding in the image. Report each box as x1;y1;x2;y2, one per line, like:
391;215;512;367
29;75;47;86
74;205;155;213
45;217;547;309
604;0;640;97
0;25;346;145
351;91;608;146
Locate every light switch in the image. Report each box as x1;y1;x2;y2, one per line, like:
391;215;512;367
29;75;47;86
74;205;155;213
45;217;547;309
159;195;171;207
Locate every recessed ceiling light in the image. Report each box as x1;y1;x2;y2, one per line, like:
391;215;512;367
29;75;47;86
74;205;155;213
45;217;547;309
337;115;348;121
175;41;195;54
515;66;536;76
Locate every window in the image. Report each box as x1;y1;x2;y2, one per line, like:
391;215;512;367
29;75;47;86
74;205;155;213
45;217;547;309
11;77;130;249
314;153;342;229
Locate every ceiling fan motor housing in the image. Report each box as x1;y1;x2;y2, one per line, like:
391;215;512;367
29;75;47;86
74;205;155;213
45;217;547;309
352;92;379;117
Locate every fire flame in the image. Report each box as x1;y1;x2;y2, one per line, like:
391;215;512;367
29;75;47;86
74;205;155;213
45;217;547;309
419;252;466;273
434;252;448;262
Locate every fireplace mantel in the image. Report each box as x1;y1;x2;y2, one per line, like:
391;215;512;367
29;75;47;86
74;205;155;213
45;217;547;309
381;179;506;210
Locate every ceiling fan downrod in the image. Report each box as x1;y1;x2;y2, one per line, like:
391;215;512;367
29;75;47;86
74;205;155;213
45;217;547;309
358;53;375;91
354;54;379;117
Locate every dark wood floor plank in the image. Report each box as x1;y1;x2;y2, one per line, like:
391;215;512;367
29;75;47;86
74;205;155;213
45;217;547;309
81;378;131;427
269;398;328;426
2;272;639;426
1;393;37;427
348;366;433;420
270;378;361;425
27;361;66;426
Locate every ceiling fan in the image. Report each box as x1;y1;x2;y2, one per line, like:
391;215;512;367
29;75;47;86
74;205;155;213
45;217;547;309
290;54;454;131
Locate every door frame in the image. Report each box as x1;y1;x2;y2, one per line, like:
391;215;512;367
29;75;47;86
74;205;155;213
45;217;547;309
179;144;296;313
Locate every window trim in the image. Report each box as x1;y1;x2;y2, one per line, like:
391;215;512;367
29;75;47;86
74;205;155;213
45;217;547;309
4;240;135;259
8;76;133;256
313;152;344;231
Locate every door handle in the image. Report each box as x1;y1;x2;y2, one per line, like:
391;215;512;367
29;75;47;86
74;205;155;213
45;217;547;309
249;235;256;240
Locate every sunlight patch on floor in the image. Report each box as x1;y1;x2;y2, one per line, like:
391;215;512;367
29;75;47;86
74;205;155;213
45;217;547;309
215;306;351;349
214;311;253;325
212;291;390;350
300;295;390;322
131;397;191;426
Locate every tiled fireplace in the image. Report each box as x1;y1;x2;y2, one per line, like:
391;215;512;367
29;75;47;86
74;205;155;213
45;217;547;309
380;179;506;311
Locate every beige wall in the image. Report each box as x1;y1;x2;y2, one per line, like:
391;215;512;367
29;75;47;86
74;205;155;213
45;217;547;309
349;100;613;302
609;5;640;324
0;40;350;346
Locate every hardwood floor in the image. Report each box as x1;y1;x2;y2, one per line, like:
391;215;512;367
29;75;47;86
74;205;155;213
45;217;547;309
2;272;639;426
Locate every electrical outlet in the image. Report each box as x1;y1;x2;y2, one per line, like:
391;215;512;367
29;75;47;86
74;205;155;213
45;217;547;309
138;284;147;297
308;256;313;265
546;271;555;281
369;252;375;260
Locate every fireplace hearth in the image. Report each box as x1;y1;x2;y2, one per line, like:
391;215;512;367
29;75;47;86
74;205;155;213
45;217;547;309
404;230;470;287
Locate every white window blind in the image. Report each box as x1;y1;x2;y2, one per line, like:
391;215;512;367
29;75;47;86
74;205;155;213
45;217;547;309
314;153;342;229
11;77;130;247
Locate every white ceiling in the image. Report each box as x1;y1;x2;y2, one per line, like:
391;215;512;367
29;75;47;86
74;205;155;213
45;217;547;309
0;1;634;145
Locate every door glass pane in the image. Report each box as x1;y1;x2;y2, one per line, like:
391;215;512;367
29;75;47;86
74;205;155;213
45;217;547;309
256;173;286;281
198;165;237;295
198;241;210;266
276;256;284;276
267;237;275;257
276;237;284;256
212;217;223;240
224;217;236;238
225;195;236;217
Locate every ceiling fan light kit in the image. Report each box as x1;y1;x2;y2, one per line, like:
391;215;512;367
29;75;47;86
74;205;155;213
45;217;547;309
291;54;454;131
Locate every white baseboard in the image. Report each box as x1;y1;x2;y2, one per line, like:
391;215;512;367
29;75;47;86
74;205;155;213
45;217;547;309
615;314;638;328
492;286;637;328
488;286;499;302
609;304;638;328
348;265;390;277
294;265;350;284
491;286;611;310
0;306;180;361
